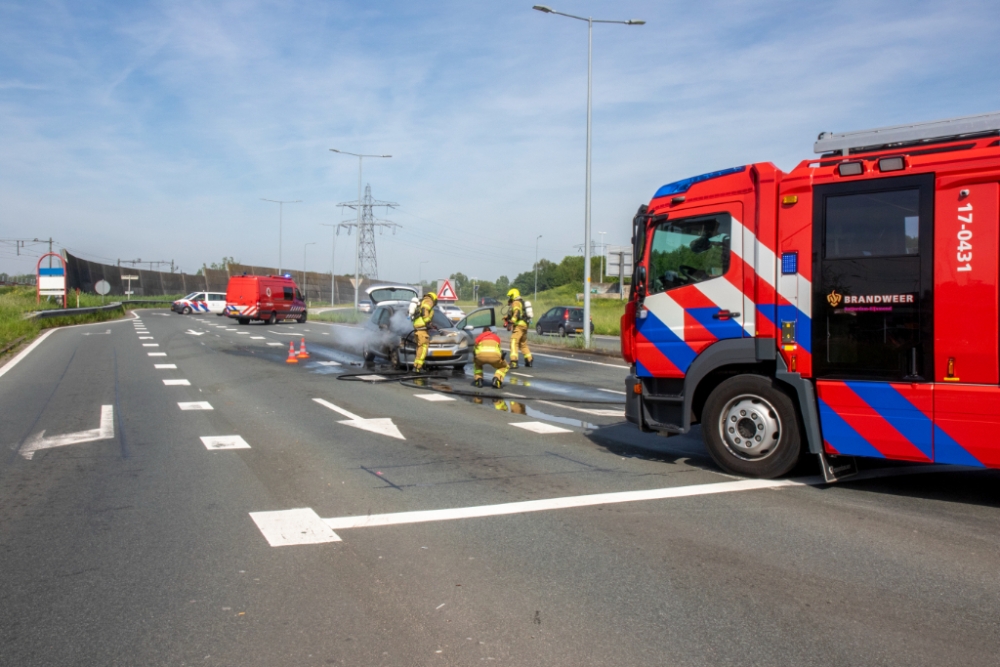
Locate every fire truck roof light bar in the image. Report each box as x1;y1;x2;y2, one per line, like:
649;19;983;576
815;111;1000;155
653;165;746;199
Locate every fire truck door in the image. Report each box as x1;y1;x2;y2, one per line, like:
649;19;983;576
932;182;1000;468
635;204;744;377
813;174;935;462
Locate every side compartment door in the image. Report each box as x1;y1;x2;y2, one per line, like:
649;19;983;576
812;174;934;462
932;181;1000;467
635;203;744;377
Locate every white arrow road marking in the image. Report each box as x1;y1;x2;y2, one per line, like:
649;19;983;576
536;400;624;417
82;330;112;336
312;398;405;440
250;508;341;546
510;421;572;434
185;330;205;336
21;405;114;459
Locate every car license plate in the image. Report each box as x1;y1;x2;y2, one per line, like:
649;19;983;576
575;328;583;333
431;350;451;357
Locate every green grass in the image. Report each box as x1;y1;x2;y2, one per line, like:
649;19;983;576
311;309;369;325
0;287;184;357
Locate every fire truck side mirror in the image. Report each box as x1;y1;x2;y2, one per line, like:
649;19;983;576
636;266;647;297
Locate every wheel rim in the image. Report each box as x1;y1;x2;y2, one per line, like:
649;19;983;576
717;393;782;461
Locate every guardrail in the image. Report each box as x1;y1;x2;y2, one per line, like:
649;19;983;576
27;302;125;320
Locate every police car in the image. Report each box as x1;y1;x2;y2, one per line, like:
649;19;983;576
171;292;227;315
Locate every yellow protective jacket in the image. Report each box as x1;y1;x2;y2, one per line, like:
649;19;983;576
510;298;528;327
413;297;436;329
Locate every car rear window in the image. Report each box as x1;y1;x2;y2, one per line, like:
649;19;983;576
568;309;583;320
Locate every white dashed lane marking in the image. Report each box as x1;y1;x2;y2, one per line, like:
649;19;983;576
139;337;154;340
316;361;341;366
142;343;159;347
414;393;455;402
148;352;167;357
201;436;250;450
250;508;341;546
154;364;177;369
178;401;213;410
510;421;572;434
536;400;624;417
250;336;266;340
163;379;191;386
598;388;626;395
267;343;284;347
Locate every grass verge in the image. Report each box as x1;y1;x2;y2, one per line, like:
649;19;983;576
312;309;369;325
0;287;182;359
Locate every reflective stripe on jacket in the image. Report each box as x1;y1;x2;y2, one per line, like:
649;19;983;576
413;297;435;329
510;299;527;327
474;330;502;354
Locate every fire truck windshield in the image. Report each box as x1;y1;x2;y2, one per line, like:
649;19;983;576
648;213;731;294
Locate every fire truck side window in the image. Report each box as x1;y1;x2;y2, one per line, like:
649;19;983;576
824;189;920;258
283;287;293;300
647;213;731;294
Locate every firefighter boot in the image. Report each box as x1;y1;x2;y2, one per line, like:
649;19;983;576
524;358;532;368
492;376;502;389
474;377;483;388
510;360;518;369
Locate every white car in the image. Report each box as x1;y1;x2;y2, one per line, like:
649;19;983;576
439;304;466;323
172;292;227;315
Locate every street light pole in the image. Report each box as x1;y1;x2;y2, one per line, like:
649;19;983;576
419;260;429;290
330;149;392;312
303;242;316;303
598;230;607;282
533;5;644;347
534;234;543;303
260;198;302;274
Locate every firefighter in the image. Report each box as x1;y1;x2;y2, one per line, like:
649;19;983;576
504;288;533;368
472;326;509;389
412;291;437;373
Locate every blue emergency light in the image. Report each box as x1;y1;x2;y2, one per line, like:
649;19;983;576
781;252;798;275
283;273;292;279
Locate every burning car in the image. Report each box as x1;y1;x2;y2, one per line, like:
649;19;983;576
360;285;496;371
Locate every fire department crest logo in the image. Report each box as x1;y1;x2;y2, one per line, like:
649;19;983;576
827;289;843;308
266;287;272;297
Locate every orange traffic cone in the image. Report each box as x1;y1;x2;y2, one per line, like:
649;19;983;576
286;341;299;364
297;337;309;359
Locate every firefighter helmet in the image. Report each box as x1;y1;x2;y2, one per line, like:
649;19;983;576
426;292;438;301
506;288;520;300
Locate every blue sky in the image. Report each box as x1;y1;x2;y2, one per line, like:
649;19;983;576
2;0;999;282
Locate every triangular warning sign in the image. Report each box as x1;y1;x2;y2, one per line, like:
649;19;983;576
437;279;457;301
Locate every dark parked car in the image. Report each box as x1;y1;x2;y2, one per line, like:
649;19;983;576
478;297;501;307
534;306;594;337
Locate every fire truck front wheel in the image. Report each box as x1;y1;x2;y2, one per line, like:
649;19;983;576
702;375;802;479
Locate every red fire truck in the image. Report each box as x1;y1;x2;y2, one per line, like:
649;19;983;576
621;112;1000;480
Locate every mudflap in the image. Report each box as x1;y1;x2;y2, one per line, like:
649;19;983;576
818;451;859;483
625;373;653;432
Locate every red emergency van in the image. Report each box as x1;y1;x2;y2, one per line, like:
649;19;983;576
225;275;307;325
622;111;1000;480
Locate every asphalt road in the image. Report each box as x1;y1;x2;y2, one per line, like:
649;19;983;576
1;310;998;666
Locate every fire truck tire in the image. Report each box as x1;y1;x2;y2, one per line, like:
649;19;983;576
237;318;250;325
182;306;192;315
298;312;307;324
267;312;277;325
702;375;802;479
